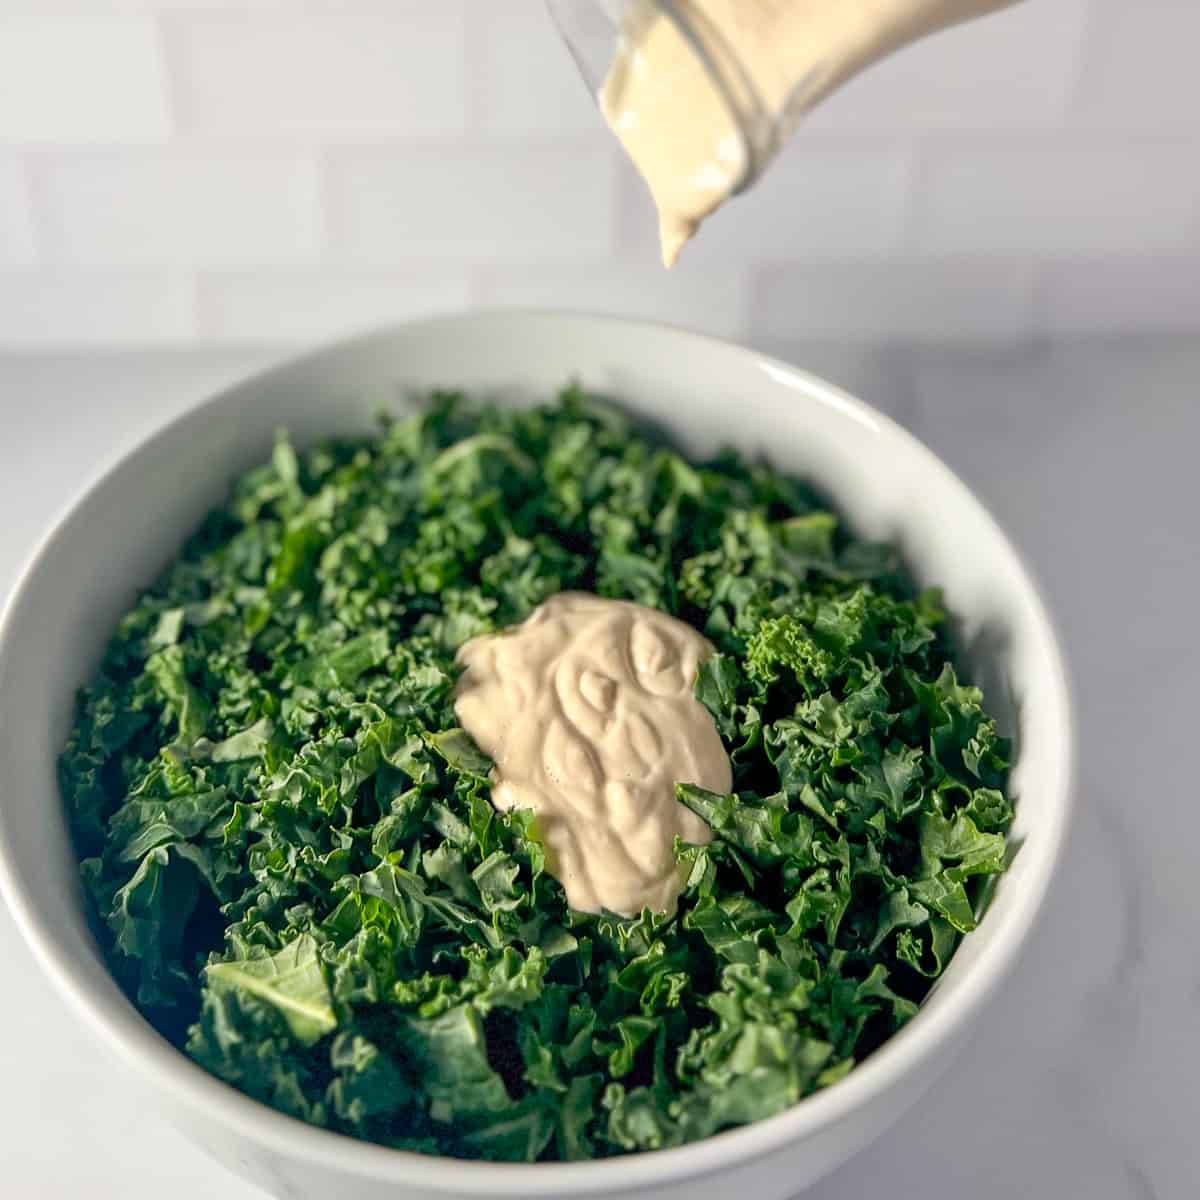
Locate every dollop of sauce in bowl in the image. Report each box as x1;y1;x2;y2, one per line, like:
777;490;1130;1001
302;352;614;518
454;593;731;916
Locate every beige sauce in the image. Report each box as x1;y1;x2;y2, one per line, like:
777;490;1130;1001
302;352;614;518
601;0;1018;266
454;593;731;915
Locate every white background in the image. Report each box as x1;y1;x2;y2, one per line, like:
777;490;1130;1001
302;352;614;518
0;0;1199;348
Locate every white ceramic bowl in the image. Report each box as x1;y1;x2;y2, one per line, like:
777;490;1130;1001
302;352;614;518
0;312;1072;1200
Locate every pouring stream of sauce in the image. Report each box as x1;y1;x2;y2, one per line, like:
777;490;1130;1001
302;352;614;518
601;0;1019;266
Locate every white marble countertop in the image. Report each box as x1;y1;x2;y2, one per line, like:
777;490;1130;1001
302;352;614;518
1;338;1195;1200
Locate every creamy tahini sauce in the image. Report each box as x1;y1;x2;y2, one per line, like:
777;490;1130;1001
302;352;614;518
601;0;1017;267
454;593;731;916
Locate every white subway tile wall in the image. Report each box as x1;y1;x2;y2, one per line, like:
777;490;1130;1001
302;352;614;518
1038;257;1200;336
0;271;192;345
470;1;601;137
912;141;1200;255
0;0;1196;347
471;262;749;337
196;269;471;341
0;153;36;264
37;150;321;266
165;7;470;138
751;259;1038;343
0;16;169;144
803;0;1091;132
326;143;617;262
1072;1;1200;131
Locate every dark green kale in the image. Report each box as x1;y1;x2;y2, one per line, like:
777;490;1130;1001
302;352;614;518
60;387;1012;1160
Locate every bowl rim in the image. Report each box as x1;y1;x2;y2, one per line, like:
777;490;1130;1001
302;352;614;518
0;309;1075;1194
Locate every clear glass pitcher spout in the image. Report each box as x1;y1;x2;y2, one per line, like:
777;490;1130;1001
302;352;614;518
545;0;782;197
